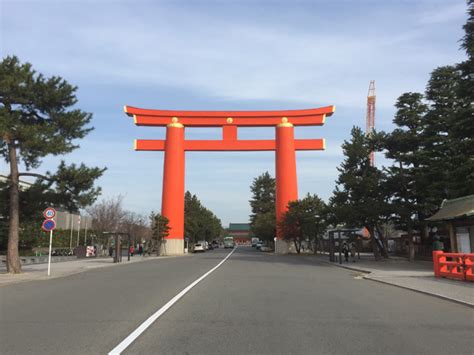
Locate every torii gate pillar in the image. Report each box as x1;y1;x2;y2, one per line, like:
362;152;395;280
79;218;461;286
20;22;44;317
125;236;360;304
275;118;298;253
161;119;185;255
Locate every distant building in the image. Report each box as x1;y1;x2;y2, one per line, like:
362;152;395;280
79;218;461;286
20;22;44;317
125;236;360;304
0;174;33;191
54;209;92;231
228;223;251;245
426;195;474;253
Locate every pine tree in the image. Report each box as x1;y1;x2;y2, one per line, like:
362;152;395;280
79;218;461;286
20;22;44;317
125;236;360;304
330;127;388;259
248;172;276;242
453;0;474;197
279;194;327;254
383;93;429;260
423;66;464;203
0;56;105;273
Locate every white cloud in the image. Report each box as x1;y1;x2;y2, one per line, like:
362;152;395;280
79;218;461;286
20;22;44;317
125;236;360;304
3;0;467;110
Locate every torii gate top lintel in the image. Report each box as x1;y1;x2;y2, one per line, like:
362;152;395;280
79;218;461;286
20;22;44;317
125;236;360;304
124;105;335;152
124;105;335;127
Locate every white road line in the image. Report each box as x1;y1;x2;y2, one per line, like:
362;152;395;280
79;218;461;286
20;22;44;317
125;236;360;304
108;247;237;355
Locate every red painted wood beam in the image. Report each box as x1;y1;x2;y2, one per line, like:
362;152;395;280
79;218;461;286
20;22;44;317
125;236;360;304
124;106;335;127
134;139;325;151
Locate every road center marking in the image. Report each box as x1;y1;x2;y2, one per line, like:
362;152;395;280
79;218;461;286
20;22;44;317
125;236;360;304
108;248;237;354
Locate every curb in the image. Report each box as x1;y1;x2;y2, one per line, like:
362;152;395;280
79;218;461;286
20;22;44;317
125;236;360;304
317;258;474;308
364;276;474;308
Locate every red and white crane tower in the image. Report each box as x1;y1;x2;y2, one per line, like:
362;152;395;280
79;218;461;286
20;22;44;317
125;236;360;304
366;80;376;166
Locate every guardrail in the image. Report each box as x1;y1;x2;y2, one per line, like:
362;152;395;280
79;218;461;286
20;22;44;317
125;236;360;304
433;251;474;282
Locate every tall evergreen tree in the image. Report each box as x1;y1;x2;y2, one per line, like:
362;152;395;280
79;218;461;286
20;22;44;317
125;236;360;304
0;56;105;273
453;0;474;197
423;66;464;202
330;127;388;259
184;191;222;243
248;172;276;242
380;1;474;256
382;93;429;260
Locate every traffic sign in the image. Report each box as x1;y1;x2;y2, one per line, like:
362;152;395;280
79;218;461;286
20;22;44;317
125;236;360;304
42;219;56;232
43;207;56;219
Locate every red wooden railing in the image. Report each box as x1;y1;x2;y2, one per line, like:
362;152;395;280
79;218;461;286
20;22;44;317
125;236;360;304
433;251;474;282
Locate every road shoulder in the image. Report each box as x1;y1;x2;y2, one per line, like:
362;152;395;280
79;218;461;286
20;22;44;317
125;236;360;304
0;254;189;287
313;255;474;307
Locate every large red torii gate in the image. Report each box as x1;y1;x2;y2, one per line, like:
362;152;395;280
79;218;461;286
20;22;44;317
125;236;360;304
124;105;335;254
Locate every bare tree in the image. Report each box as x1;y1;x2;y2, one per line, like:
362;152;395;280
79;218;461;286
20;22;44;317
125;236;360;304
121;211;151;246
86;195;126;249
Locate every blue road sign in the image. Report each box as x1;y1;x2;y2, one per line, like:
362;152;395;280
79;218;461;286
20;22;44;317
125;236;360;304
42;219;56;232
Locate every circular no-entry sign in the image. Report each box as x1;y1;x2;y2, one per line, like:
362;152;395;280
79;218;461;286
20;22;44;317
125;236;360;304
42;219;56;232
43;207;56;219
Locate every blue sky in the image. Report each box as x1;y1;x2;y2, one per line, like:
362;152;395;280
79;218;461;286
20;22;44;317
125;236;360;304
1;0;468;226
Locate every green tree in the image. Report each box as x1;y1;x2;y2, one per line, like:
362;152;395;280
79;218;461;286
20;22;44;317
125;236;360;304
184;191;223;243
0;56;105;273
423;66;465;203
249;172;276;243
279;194;327;254
251;212;276;243
330;127;389;260
382;93;429;261
379;1;474;256
150;213;170;255
414;1;473;203
454;0;474;197
440;0;474;198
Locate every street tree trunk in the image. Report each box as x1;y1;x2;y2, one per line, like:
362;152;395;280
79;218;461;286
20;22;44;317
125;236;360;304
6;141;22;273
367;226;381;261
293;239;301;254
407;227;415;262
375;224;389;258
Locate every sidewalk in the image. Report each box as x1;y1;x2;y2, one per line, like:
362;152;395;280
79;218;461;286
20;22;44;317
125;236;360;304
0;255;182;287
315;254;474;307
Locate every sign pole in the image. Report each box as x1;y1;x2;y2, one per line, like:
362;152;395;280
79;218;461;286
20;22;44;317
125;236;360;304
84;218;88;246
42;207;57;276
69;214;73;251
76;216;81;247
47;229;53;276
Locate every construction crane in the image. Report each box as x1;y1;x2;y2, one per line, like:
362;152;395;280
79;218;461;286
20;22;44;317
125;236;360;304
366;80;376;166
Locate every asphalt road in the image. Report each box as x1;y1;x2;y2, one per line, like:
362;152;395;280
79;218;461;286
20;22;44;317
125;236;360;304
1;247;473;354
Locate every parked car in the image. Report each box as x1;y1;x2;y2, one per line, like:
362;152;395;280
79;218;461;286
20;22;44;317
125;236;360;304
194;243;205;253
211;240;219;248
197;240;209;250
256;242;263;250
